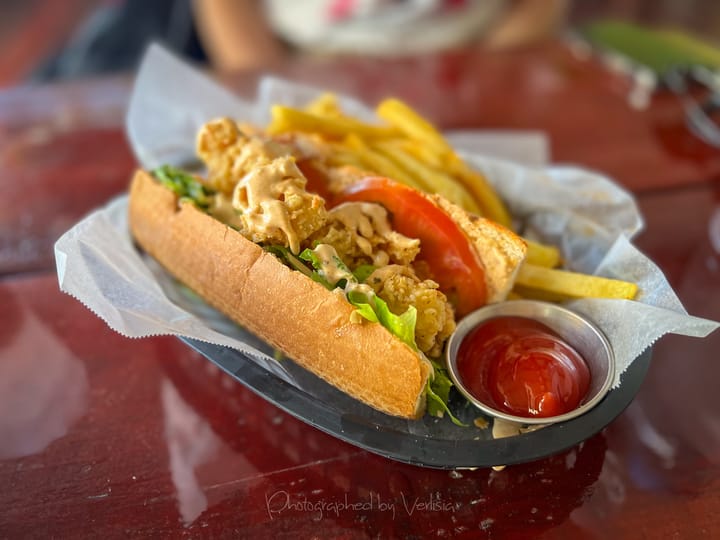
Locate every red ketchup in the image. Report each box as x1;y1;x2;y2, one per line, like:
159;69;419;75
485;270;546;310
456;316;591;418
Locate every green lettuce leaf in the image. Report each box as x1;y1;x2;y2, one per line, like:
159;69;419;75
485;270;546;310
426;360;467;426
346;290;418;352
298;247;322;270
352;264;376;283
152;165;213;209
265;245;313;277
300;248;353;283
266;246;336;289
299;247;353;290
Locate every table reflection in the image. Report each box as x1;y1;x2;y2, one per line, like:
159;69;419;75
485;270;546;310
160;349;608;536
0;283;89;460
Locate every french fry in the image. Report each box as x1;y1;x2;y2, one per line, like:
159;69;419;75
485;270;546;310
372;140;481;213
324;149;367;170
328;158;366;171
446;159;512;227
342;134;424;190
376;98;453;155
514;264;638;301
268;105;399;140
304;93;343;117
511;285;568;304
398;139;447;170
400;139;513;227
505;291;525;301
265;97;639;306
523;239;561;268
376;98;513;226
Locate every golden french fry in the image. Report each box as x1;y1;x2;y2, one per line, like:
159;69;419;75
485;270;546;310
376;98;512;226
505;290;525;301
304;93;343;116
523;239;561;268
342;134;424;190
372;140;481;213
376;98;453;155
318;140;367;168
398;139;446;170
515;263;638;301
399;142;511;225
511;285;567;303
447;159;512;227
324;144;367;170
268;105;399;139
265;96;639;307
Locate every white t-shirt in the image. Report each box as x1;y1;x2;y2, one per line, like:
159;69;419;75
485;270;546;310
263;0;507;55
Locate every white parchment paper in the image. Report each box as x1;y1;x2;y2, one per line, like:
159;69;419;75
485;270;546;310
55;44;718;389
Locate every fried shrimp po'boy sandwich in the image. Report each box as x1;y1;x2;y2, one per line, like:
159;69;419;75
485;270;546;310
128;117;527;419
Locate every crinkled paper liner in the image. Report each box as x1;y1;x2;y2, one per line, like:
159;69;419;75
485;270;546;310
55;44;718;392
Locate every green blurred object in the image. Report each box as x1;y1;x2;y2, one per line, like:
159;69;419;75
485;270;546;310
582;20;720;74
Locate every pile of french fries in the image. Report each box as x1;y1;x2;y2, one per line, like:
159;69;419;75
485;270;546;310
266;93;638;302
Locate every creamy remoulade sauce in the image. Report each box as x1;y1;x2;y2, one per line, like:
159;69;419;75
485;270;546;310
330;202;395;266
233;158;303;252
231;157;326;254
310;243;375;297
456;316;590;418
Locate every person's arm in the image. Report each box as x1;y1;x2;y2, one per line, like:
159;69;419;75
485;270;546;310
484;0;569;49
192;0;285;71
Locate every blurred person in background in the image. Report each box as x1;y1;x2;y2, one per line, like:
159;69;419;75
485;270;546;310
33;0;204;80
33;0;568;80
193;0;570;71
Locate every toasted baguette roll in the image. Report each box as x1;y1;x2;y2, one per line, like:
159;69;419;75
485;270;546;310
128;170;430;418
429;195;527;304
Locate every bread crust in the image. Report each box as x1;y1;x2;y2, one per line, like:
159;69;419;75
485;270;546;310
128;170;429;418
429;195;527;304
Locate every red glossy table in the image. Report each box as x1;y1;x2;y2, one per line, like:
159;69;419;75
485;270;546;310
2;42;719;538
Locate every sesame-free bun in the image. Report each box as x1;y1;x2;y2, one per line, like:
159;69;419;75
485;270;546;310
128;170;429;418
430;194;527;303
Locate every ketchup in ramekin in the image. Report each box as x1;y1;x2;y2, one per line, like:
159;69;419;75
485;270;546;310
456;316;591;419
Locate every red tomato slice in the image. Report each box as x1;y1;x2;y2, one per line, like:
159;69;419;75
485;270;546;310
335;177;487;317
